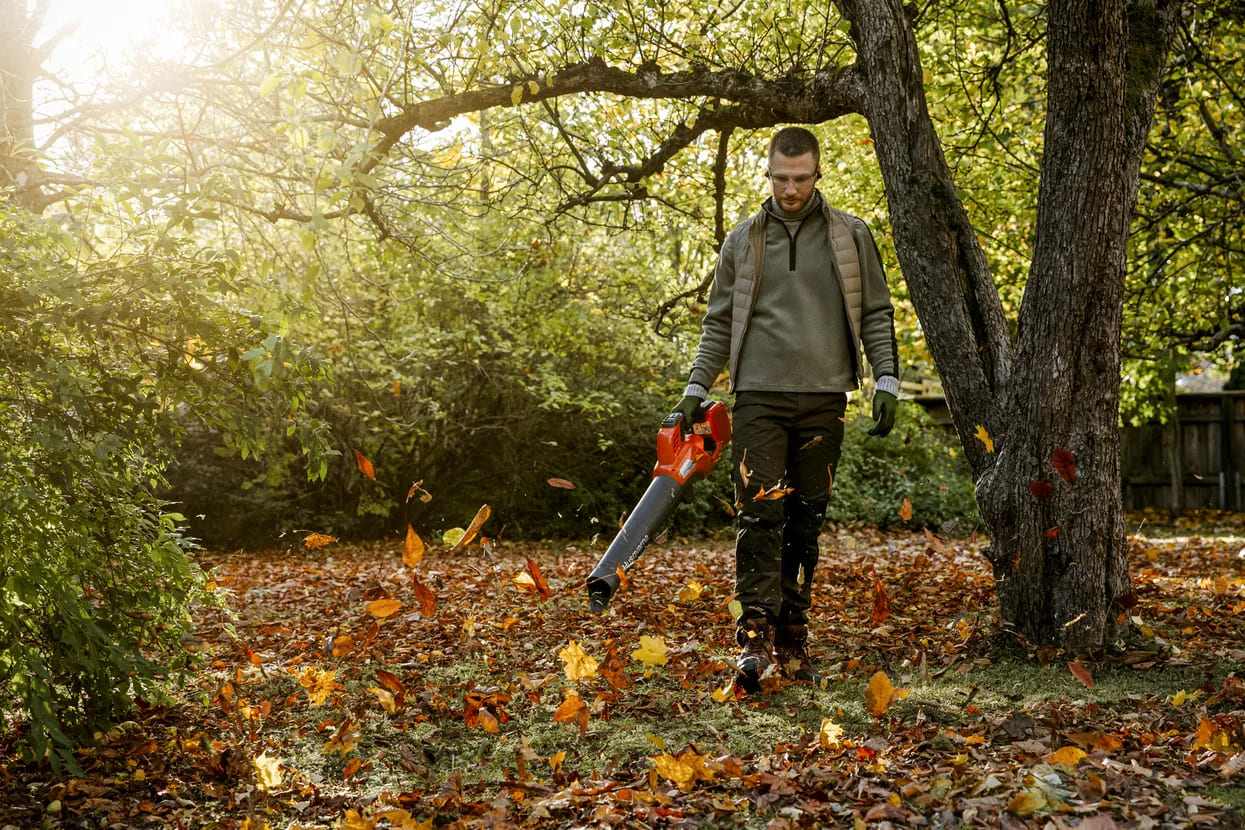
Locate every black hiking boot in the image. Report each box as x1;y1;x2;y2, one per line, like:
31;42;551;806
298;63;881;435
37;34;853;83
775;624;819;682
734;618;776;694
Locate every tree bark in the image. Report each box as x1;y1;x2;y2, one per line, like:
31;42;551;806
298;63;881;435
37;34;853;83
1;0;39;208
837;0;1179;650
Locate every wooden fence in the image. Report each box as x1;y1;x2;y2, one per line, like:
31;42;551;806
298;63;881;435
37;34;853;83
910;391;1245;514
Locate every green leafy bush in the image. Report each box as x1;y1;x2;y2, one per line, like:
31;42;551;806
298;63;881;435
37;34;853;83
0;206;331;771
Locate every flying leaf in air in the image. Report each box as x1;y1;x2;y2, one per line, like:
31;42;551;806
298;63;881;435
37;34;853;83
513;571;538;592
871;567;891;624
547;477;576;489
354;449;375;480
299;666;339;707
370;686;398;715
442;527;465;547
365;598;402;618
818;718;844;748
738;459;751;487
1068;660;1095;688
973;425;995;453
754;484;793;501
406;479;432;503
711;677;739;702
447;504;491;552
303;532;338;550
410;575;436;615
1030;479;1054;501
1052;449;1077;484
558;639;599;681
631;635;669;667
898;497;913;522
526;557;553;600
403;525;424;568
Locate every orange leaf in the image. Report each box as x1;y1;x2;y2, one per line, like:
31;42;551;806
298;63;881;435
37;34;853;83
552;692;587;723
1068;660;1095;688
406;480;432;503
342;757;363;779
375;669;406;696
403;525;424;568
1044;746;1087;765
478;709;499;734
1193;717;1216;750
365;598;402;618
303;532;338;550
1030;479;1053;501
866;670;905;718
1045;526;1061;539
410;576;436;616
448;504;491;552
354;450;375;480
871;566;890;624
526;558;553;601
898;497;913;522
547;478;576;490
753;484;793;501
1052;449;1077;484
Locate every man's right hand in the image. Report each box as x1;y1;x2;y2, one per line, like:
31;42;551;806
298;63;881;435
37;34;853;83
672;395;703;433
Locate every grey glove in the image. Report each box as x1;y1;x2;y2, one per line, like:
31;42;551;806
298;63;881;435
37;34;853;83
868;390;897;437
672;395;703;434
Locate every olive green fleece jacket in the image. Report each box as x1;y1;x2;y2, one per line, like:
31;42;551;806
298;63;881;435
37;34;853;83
685;192;900;397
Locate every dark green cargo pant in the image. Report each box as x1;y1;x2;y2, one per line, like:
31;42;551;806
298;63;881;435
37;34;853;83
731;391;847;628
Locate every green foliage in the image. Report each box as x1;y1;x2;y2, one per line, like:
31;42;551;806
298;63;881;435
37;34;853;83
829;399;980;530
0;204;331;770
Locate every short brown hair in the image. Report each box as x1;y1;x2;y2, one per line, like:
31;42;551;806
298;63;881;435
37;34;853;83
768;127;820;166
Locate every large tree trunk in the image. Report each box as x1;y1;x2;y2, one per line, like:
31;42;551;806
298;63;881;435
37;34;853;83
0;0;40;210
838;0;1178;650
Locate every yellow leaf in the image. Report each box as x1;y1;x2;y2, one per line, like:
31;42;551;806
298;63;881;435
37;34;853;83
442;527;465;546
818;718;844;748
511;85;523;106
447;504;490;552
727;599;743;619
1006;789;1047;816
370;686;398;714
254;752;282;791
342;809;375;830
652;748;716;792
1044;746;1087;765
711;678;736;702
527;80;540;95
299;666;338;707
303;532;338;550
558;639;599;681
1193;717;1217;750
865;670;908;718
631;635;669;667
403;526;424;568
677;580;704;602
366;598;402;618
1170;689;1200;706
898;497;913;522
513;571;537;591
973;425;994;454
645;733;666;749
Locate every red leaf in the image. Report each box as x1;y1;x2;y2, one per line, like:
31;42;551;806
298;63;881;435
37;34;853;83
1030;479;1053;501
1045;526;1061;539
1052;449;1077;484
411;576;437;616
354;449;376;480
871;566;890;624
547;478;576;490
1068;660;1095;688
526;558;554;601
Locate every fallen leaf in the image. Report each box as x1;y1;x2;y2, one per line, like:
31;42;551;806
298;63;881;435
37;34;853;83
303;532;338;550
1006;789;1047;816
342;809;375;830
1193;717;1217;750
365;598;402;618
631;635;669;667
1044;746;1087;765
342;757;363;778
1068;660;1095;688
552;691;586;723
1052;449;1077;484
898;497;913;522
254;752;282;791
403;526;424;568
354;449;375;480
558;639;599;682
547;477;576;489
370;686;398;714
818;718;844;748
651;748;716;792
974;425;994;453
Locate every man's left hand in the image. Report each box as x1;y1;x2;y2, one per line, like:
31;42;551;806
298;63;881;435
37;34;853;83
868;390;897;437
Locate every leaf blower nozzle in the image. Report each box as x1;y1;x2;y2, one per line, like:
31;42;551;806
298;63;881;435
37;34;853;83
585;400;731;612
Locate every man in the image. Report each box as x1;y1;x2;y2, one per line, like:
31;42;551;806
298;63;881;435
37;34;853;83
674;126;900;690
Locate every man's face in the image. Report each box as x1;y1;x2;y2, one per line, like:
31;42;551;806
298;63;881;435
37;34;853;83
768;151;820;213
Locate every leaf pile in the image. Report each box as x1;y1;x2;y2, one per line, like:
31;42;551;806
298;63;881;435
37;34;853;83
0;523;1242;827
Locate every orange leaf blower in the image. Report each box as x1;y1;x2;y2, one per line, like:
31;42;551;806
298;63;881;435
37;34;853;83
586;400;731;611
